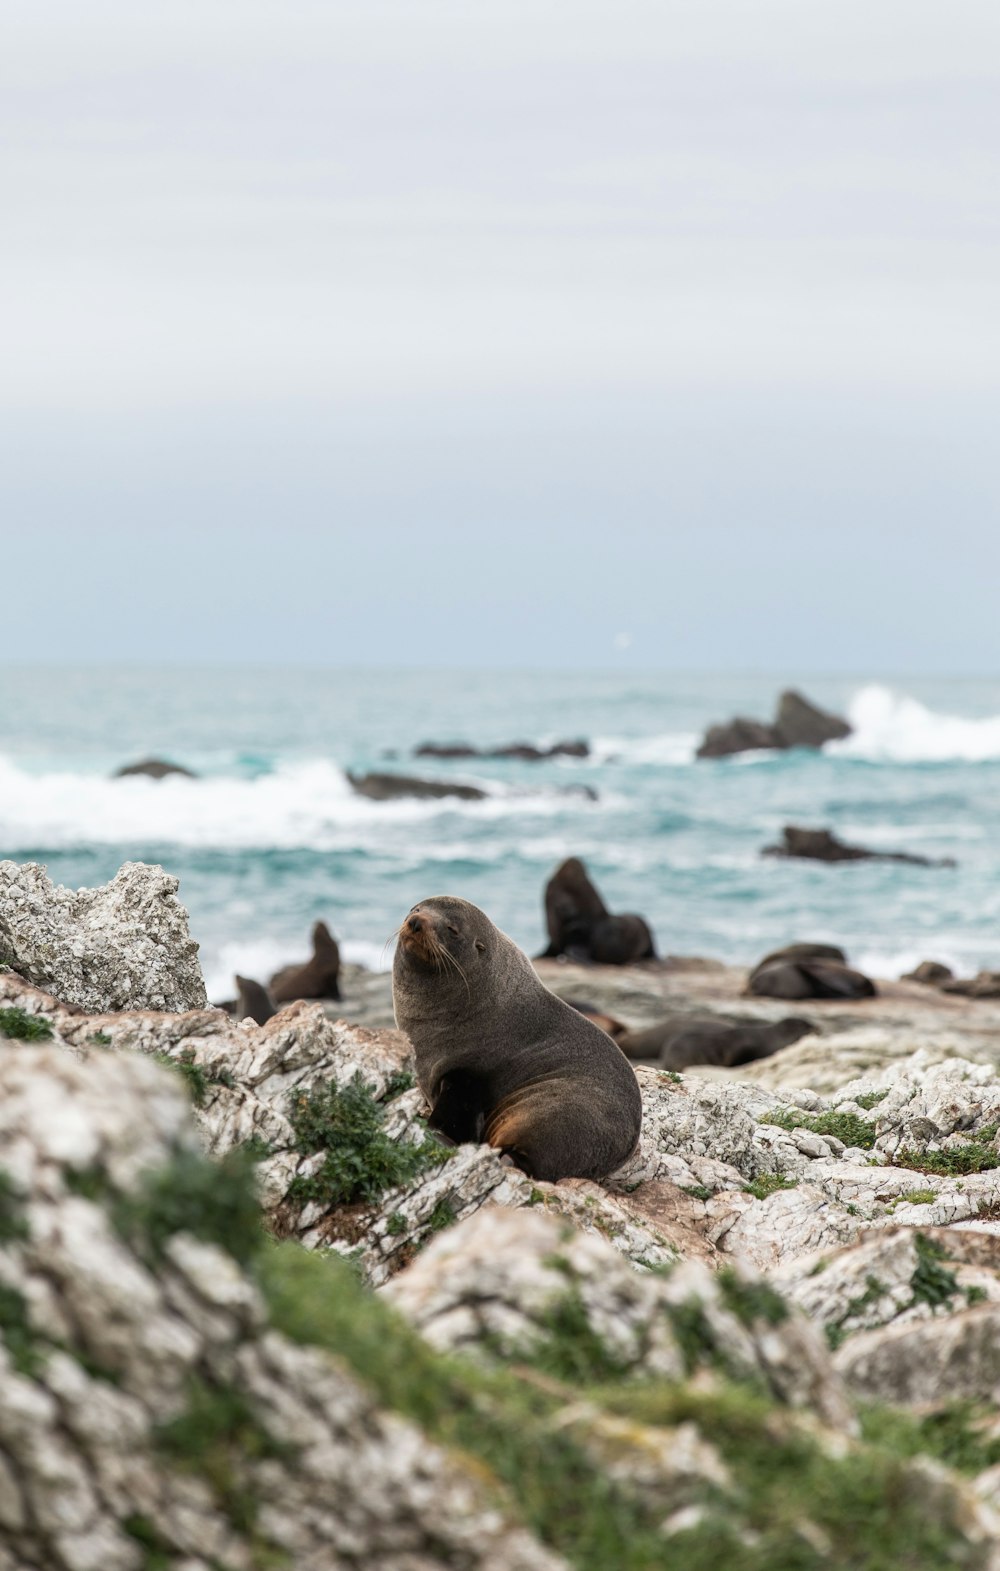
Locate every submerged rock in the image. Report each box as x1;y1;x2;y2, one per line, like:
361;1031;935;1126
347;770;488;801
113;756;198;779
0;861;207;1012
763;825;955;867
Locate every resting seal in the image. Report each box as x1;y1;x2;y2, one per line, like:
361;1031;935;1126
270;921;342;1004
617;1015;814;1069
393;896;642;1182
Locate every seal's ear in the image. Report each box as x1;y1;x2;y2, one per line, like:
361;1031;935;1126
474;939;486;953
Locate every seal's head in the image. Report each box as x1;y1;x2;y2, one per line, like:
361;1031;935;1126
395;896;491;978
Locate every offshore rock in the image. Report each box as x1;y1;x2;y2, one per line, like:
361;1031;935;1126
0;861;207;1013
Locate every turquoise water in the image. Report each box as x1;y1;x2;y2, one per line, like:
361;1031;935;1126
2;666;1000;1000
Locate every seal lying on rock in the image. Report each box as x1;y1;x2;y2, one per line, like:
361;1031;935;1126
747;942;876;1001
270;921;342;1003
616;1015;815;1069
393;895;642;1182
537;857;656;964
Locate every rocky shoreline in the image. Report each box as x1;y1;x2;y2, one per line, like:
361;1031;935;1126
4;861;1000;1566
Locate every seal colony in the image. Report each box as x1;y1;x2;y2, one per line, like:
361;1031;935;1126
392;895;642;1182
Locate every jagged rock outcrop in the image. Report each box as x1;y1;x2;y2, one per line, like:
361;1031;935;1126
0;972;681;1286
385;1206;855;1430
0;862;207;1013
0;1043;564;1571
696;688;851;759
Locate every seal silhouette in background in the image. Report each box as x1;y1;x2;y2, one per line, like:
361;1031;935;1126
393;895;642;1182
269;920;342;1004
538;857;656;964
233;975;276;1025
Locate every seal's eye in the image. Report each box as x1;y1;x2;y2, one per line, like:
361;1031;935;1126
447;923;460;937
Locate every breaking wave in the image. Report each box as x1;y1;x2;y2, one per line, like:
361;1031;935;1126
831;686;1000;764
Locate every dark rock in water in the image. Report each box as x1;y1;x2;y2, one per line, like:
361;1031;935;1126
234;974;276;1024
941;971;1000;999
773;689;851;748
270;920;342;1003
696;718;781;759
748;958;876;1002
113;757;198;780
414;743;480;759
902;961;955;986
763;826;956;868
348;771;487;802
415;739;589;761
696;689;851;760
537;857;655;965
617;1014;815;1069
557;783;599;801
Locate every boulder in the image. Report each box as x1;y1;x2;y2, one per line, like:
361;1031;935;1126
113;756;197;779
0;861;207;1012
903;961;956;986
695;717;780;759
696;689;851;760
347;771;487;801
773;689;852;748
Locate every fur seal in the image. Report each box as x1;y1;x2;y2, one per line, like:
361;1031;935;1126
617;1015;814;1069
234;975;276;1025
269;921;342;1003
748;958;876;1001
537;857;609;959
538;858;656;964
392;896;642;1182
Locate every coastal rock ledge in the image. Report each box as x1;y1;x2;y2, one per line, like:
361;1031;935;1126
0;861;207;1013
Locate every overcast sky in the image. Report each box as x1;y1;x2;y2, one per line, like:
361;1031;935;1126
3;0;999;669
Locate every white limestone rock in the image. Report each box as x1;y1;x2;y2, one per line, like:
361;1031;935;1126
0;1042;566;1571
0;861;206;1012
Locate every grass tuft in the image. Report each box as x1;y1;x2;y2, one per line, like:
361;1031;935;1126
0;1007;53;1042
286;1073;448;1210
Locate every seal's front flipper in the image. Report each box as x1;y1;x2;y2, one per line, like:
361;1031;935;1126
428;1070;488;1146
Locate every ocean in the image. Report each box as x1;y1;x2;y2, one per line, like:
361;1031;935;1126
2;667;1000;1002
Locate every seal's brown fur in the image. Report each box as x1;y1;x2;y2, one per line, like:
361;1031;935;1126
393;895;642;1182
270;920;342;1003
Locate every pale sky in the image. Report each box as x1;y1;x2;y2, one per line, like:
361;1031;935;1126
3;0;999;668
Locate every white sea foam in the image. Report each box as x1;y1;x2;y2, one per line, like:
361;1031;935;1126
831;686;1000;764
0;756;599;852
203;933;392;1002
590;733;698;766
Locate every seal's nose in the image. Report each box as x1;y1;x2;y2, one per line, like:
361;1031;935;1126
407;913;423;934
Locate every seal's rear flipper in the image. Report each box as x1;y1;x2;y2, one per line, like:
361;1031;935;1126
428;1070;488;1145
